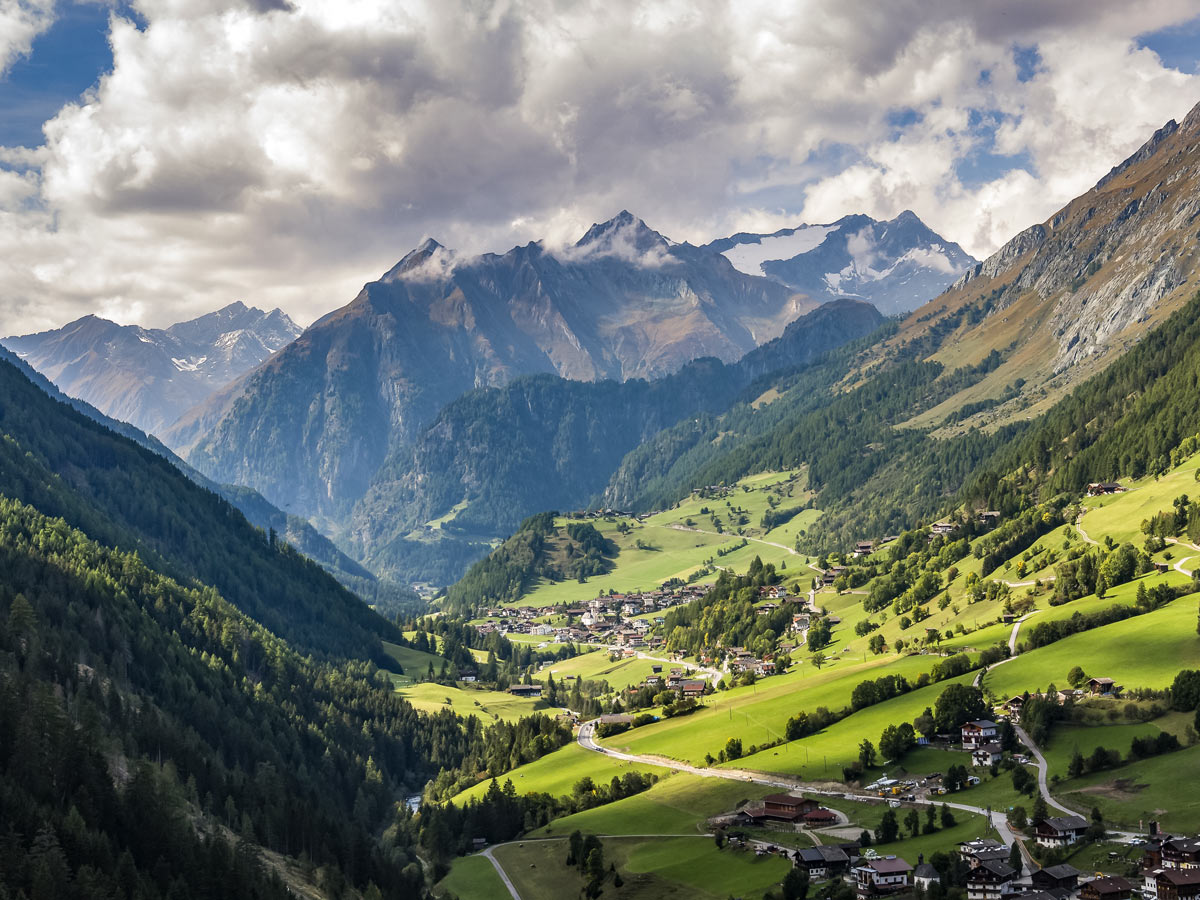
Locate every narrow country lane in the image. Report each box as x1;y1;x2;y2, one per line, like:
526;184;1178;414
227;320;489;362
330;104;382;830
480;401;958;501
480;844;522;900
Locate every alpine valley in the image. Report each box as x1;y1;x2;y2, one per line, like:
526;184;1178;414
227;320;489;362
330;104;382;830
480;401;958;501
7;58;1200;900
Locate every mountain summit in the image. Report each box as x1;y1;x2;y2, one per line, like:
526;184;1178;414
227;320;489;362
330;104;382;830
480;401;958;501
706;210;977;315
167;214;818;526
2;302;301;435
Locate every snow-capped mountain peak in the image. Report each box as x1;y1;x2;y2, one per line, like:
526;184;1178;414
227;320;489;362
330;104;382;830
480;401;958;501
706;211;977;315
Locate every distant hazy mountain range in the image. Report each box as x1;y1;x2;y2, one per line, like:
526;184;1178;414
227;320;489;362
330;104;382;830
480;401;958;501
2;301;300;435
706;210;977;316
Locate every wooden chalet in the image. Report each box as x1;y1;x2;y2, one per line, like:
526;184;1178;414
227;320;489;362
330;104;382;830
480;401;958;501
1155;870;1200;900
1031;864;1081;893
1081;876;1134;900
794;845;851;879
966;860;1017;900
738;793;819;825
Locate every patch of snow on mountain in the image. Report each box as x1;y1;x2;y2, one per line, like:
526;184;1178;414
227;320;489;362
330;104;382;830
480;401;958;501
720;225;836;276
172;356;207;372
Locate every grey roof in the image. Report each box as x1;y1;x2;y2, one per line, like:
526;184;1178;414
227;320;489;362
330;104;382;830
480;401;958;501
914;864;940;879
1041;815;1088;832
972;861;1017;880
819;847;850;864
1040;864;1082;879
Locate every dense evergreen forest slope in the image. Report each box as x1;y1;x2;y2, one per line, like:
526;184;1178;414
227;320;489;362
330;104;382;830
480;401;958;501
2;302;300;435
0;356;401;659
0;354;587;898
0;346;421;614
348;299;884;582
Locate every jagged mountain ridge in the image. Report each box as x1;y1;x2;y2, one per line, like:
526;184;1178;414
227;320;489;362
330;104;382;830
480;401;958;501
706;210;977;316
1;301;300;435
166;212;824;527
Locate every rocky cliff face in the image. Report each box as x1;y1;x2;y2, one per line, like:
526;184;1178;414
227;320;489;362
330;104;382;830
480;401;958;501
2;302;300;435
168;213;814;526
890;99;1200;426
707;211;976;316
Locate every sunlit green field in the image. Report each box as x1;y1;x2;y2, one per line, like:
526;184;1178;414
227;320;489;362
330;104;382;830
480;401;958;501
1057;742;1200;834
396;681;548;723
536;773;772;836
534;649;669;690
1081;454;1200;546
434;854;507;899
601;654;940;766
452;742;669;804
721;673;977;778
983;595;1200;696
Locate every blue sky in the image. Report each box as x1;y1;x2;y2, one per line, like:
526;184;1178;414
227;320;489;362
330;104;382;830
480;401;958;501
0;1;122;148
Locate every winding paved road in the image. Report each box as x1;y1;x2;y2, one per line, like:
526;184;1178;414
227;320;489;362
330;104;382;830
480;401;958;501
577;721;1017;845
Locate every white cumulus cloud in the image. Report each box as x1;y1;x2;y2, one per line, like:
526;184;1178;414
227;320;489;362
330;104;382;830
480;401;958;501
1;0;1199;334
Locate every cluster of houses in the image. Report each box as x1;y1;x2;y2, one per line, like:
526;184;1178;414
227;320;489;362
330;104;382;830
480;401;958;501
626;664;707;701
1142;829;1200;900
782;827;1197;900
999;679;1125;721
475;585;712;646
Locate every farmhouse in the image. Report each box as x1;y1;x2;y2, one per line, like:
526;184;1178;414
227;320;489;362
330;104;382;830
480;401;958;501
1086;677;1119;695
1034;815;1088;847
507;684;543;698
1031;863;1081;893
1081;876;1135;900
681;680;706;699
1162;837;1200;868
966;860;1017;900
803;808;839;826
1087;482;1125;496
961;720;999;749
854;856;912;896
739;793;819;826
795;845;851;879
